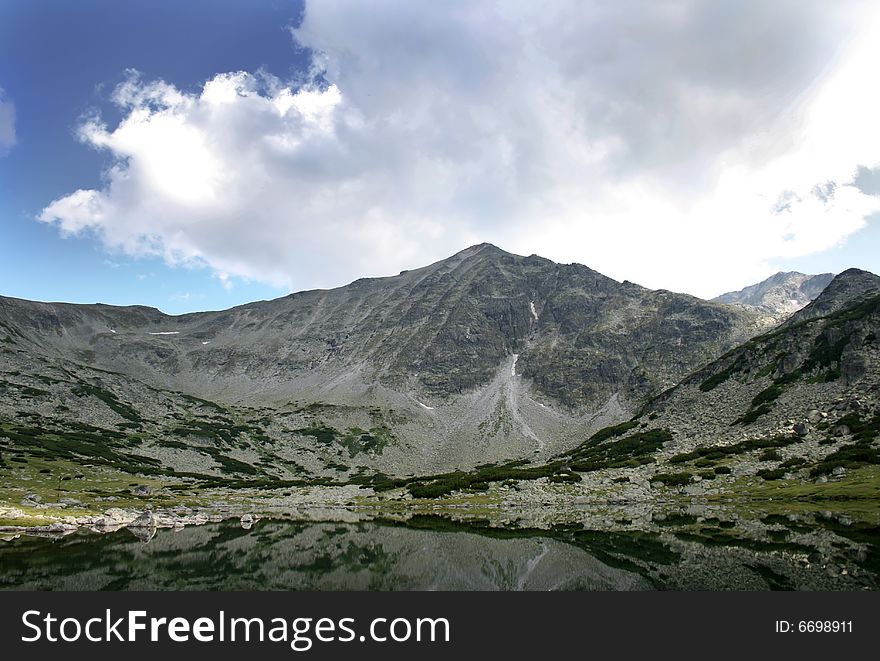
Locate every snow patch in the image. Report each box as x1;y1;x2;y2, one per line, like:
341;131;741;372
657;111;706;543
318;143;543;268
511;353;519;376
529;300;538;321
108;329;116;334
409;395;434;411
201;341;210;345
148;331;180;335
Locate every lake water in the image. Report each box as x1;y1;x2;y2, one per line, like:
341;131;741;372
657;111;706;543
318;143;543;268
1;509;878;590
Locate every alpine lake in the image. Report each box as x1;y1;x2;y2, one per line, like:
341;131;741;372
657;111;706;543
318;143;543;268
1;500;878;591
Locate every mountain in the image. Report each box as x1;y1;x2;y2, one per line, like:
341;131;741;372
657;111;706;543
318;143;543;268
0;244;766;478
712;271;835;324
782;268;880;326
634;268;880;486
341;268;880;506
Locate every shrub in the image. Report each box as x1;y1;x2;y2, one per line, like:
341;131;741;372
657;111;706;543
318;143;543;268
757;468;786;480
650;472;692;486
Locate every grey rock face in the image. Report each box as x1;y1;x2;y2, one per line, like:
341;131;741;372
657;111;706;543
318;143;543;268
128;511;156;529
714;271;835;324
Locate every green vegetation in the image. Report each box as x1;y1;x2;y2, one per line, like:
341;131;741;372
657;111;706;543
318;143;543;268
361;428;670;498
172;418;262;446
713;465;880;506
809;412;880;476
779;457;807;469
732;404;773;426
588;420;639;443
650;472;692;486
0;418;161;476
565;429;673;471
669;434;801;465
293;424;394;457
71;383;143;422
751;384;785;408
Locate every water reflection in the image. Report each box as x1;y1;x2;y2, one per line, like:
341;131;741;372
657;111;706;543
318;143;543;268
0;508;877;591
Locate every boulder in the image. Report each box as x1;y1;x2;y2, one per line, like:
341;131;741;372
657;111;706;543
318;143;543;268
128;511;155;528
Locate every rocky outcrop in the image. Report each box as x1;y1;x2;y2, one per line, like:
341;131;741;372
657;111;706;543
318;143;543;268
713;271;834;325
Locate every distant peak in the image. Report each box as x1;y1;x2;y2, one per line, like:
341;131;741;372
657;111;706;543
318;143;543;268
465;242;504;253
451;243;509;259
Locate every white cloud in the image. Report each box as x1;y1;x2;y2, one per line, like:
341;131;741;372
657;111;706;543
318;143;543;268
38;1;880;297
0;87;16;156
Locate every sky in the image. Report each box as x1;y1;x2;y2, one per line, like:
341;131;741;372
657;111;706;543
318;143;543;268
2;1;880;314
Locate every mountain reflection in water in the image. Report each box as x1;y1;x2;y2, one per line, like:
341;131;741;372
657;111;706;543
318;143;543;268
1;510;877;591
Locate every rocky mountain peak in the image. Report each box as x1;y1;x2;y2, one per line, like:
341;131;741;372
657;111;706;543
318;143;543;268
712;271;834;324
784;268;880;325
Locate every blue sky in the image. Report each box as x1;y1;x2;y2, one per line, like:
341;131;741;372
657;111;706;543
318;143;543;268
2;1;880;314
0;0;304;312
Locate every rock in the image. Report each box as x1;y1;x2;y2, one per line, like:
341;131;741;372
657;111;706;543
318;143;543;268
832;466;847;477
94;508;138;528
816;476;828;484
832;425;851;437
132;485;152;496
240;513;255;529
807;410;823;424
58;497;85;507
794;422;810;436
128;511;155;528
0;507;25;520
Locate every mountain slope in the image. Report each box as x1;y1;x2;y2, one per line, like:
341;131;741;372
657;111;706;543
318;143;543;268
637;269;880;484
783;268;880;326
0;244;766;475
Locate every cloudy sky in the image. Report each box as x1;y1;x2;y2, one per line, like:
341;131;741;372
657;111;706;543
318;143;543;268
2;0;880;313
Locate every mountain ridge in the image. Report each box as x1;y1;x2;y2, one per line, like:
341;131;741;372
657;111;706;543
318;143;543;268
1;244;774;475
